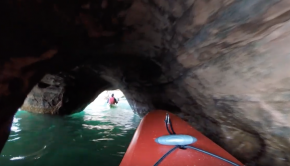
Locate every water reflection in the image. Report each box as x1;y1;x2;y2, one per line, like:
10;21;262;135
92;138;114;142
82;98;140;131
82;124;115;130
11;117;21;133
10;156;25;161
0;98;141;166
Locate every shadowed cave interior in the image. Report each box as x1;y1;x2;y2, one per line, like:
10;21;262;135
1;0;290;165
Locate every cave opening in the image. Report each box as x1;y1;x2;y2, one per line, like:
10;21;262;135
82;89;133;114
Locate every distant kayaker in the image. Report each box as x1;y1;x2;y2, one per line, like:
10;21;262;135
107;94;118;105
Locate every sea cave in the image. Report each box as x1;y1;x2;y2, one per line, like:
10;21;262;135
1;0;290;165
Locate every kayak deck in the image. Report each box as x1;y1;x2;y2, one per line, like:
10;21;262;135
120;110;243;166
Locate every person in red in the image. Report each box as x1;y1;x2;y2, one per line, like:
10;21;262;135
107;94;118;105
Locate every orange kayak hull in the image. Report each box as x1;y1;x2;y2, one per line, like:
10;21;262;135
120;110;243;166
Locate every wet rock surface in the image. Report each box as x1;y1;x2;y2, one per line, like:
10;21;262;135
21;74;65;114
1;0;290;165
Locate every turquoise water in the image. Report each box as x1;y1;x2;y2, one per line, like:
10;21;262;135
0;98;141;166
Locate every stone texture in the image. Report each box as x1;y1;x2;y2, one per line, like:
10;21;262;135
21;74;65;114
1;0;290;165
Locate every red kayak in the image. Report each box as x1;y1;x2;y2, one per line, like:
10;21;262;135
120;110;243;166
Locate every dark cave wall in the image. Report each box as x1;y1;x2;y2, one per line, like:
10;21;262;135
1;0;290;166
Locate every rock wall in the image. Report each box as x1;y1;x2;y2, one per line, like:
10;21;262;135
22;67;113;115
21;74;65;114
1;0;290;165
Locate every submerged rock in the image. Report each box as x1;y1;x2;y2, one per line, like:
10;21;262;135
1;0;290;165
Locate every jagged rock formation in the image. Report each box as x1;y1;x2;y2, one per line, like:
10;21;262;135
21;74;65;114
1;0;290;165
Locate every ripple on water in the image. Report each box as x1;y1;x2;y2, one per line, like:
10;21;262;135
92;138;114;142
0;100;141;166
